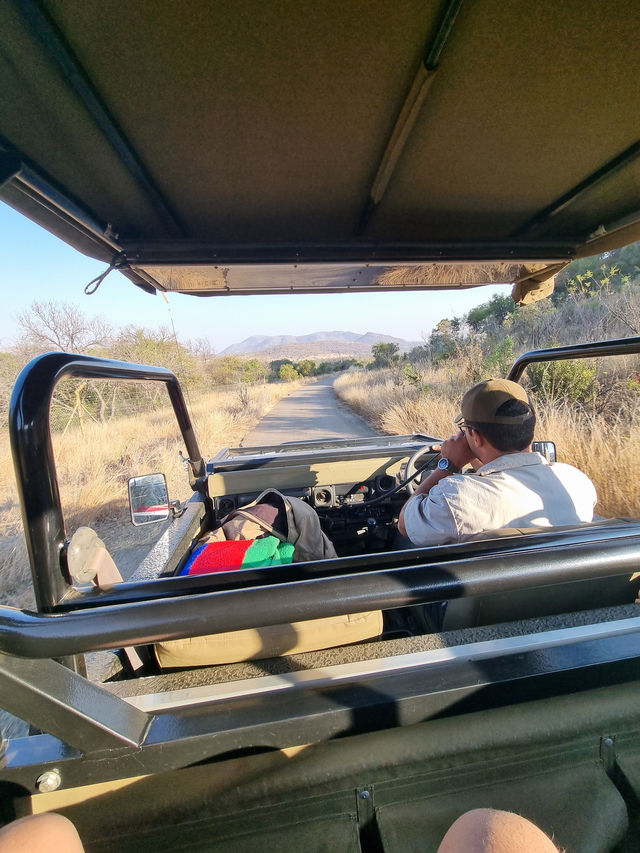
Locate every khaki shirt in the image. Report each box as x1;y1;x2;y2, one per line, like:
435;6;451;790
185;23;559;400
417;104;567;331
403;452;597;547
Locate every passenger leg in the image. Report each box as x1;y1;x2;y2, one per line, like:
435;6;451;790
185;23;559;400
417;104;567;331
0;813;85;852
438;808;559;853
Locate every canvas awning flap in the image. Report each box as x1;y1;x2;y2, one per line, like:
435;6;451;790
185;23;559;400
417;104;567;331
511;263;569;305
132;261;566;302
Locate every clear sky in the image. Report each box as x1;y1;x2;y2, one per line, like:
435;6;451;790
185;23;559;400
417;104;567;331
0;202;509;352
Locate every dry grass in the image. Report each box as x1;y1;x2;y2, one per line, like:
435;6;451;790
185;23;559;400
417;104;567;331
374;261;524;287
334;368;462;437
0;381;296;608
334;367;640;519
534;401;640;519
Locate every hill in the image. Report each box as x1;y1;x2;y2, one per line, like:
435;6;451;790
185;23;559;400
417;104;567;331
221;331;419;356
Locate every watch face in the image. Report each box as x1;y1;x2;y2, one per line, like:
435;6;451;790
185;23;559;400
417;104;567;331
438;457;449;470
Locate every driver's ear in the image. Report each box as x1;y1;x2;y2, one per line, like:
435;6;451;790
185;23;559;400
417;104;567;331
468;427;485;449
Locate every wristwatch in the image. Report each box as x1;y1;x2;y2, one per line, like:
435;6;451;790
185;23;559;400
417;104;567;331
437;457;461;473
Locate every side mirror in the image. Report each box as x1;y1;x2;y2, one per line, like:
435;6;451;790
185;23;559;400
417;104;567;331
531;441;557;463
128;473;170;526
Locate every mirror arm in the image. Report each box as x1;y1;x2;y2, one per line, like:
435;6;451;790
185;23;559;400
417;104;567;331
169;499;185;519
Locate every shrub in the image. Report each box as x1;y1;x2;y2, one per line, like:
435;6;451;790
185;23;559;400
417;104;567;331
526;359;598;405
403;363;422;386
483;336;515;377
370;342;400;368
449;336;486;384
296;359;316;377
279;363;300;382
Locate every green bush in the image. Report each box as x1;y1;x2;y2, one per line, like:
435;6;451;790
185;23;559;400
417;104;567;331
483;336;515;377
467;294;514;330
278;363;300;382
526;359;597;404
370;342;400;368
403;362;421;386
296;359;316;376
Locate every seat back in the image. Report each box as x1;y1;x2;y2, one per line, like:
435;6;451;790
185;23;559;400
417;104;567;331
443;521;639;631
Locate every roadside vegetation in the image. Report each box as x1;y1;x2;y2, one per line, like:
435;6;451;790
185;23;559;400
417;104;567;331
0;303;319;608
0;380;297;609
335;243;640;519
0;301;361;433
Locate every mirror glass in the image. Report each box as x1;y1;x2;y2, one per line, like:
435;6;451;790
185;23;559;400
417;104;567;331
531;441;557;463
128;473;170;526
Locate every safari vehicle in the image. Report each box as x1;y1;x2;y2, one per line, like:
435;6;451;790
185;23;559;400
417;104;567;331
1;1;640;850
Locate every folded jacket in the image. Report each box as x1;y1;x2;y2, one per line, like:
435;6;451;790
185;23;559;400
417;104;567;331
180;536;295;576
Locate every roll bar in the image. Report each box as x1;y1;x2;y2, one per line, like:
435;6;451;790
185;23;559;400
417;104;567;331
1;530;639;658
9;352;206;612
508;336;640;382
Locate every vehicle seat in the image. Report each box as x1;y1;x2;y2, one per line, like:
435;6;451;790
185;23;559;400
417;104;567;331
154;610;383;668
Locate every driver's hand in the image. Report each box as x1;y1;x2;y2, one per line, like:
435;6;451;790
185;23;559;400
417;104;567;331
439;431;476;470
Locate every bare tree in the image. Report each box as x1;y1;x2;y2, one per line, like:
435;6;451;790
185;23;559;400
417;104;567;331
17;300;111;354
188;336;216;364
15;301;113;432
604;284;640;336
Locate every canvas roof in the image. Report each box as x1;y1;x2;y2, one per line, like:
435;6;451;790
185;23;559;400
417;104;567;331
0;0;638;301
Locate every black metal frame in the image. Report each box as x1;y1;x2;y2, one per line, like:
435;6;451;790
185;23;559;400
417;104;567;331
122;240;575;265
41;519;640;608
8;352;206;612
508;336;640;382
2;339;640;793
1;523;640;658
1;618;640;792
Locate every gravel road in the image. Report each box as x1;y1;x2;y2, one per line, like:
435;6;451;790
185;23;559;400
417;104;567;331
241;376;376;445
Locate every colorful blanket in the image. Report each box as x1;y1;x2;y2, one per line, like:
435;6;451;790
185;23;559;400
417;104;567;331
180;536;294;576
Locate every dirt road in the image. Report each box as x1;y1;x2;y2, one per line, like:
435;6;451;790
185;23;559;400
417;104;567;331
241;376;377;446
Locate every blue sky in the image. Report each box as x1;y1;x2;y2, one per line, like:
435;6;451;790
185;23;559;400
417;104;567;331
0;202;508;352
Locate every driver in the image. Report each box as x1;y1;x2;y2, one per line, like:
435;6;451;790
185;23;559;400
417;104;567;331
398;378;597;546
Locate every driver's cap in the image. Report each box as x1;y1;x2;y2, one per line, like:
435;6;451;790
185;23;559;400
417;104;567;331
456;379;532;425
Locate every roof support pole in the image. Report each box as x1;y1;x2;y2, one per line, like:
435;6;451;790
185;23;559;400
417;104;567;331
0;654;150;751
1;531;639;658
0;149;121;254
510;140;640;239
356;0;465;234
367;66;437;210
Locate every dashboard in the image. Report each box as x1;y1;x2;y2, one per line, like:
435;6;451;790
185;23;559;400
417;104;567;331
208;434;441;555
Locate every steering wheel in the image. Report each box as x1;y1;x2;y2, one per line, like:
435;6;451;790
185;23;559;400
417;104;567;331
404;444;441;495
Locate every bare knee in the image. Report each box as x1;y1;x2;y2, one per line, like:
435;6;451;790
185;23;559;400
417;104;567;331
0;813;84;852
438;808;558;853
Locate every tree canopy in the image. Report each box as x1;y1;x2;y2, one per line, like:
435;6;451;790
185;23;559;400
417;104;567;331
370;342;400;368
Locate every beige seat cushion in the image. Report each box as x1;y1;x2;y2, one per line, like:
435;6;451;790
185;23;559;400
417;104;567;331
155;610;383;668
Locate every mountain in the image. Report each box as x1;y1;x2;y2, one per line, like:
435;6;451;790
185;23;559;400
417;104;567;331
220;331;419;356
